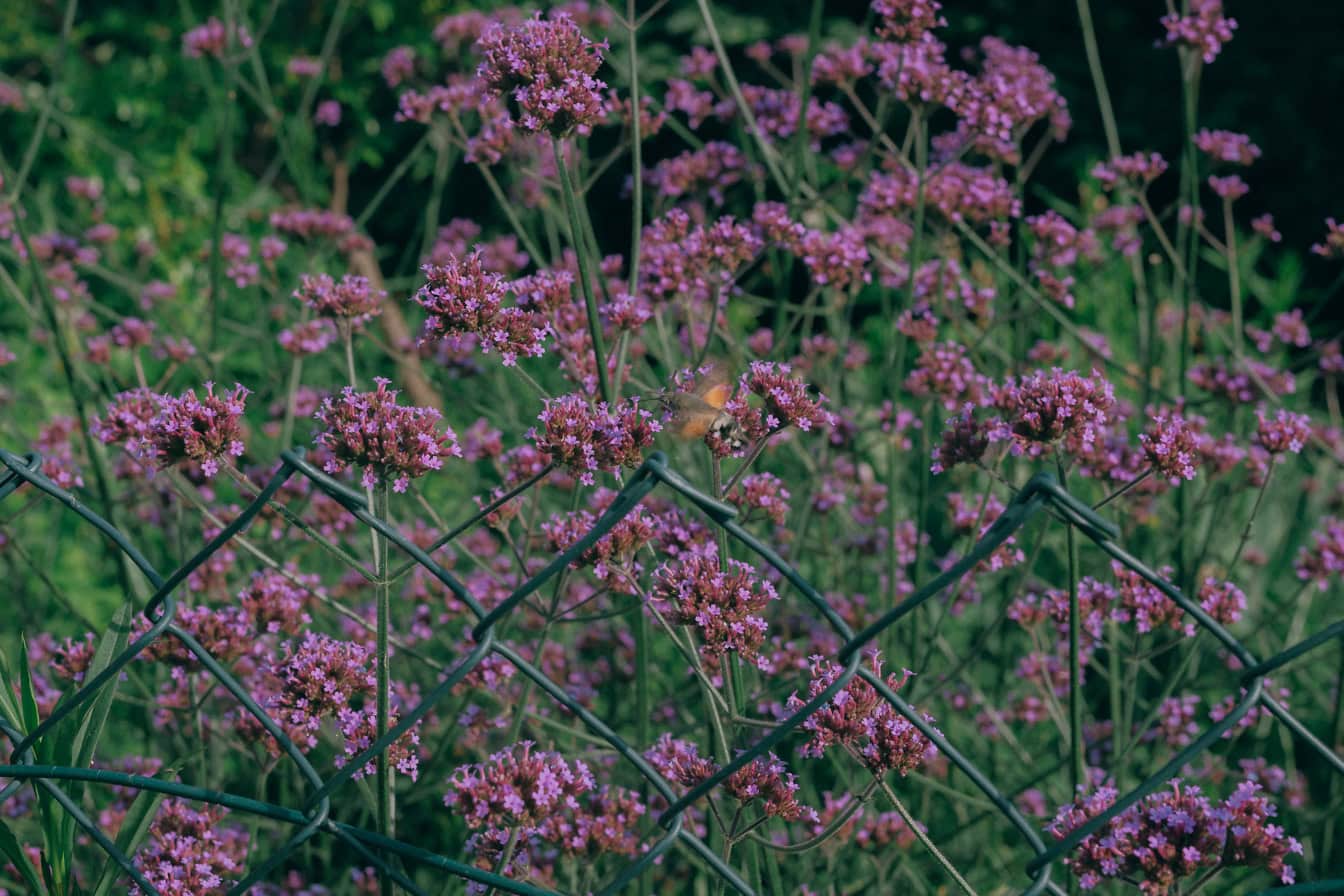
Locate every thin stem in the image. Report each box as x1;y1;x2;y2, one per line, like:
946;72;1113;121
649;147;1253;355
1059;455;1086;799
1227;466;1272;577
1093;467;1153;510
1223;197;1243;357
625;0;643;302
552;138;612;403
1074;0;1122;157
372;482;395;895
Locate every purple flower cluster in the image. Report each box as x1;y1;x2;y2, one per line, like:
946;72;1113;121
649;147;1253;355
314;378;460;491
1048;778;1301;892
1139;407;1203;483
645;734;815;822
1160;0;1237;64
1296;516;1344;591
295;273;385;327
989;368;1116;457
529;393;659;485
787;653;938;775
476;12;607;137
1253;407;1311;456
1093;152;1168;191
144;382;249;477
132;800;249;896
413;252;549;365
651;553;778;670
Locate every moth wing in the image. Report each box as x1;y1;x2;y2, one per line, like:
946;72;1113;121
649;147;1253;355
666;392;720;440
691;359;735;410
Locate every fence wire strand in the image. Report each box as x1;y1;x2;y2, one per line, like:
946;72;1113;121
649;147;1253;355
1;444;1341;895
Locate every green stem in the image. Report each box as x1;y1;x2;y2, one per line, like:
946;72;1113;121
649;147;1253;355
1074;0;1122;157
1059;455;1086;798
372;482;395;895
552;138;611;403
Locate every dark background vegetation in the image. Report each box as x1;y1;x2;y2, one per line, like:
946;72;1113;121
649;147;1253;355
3;0;1342;315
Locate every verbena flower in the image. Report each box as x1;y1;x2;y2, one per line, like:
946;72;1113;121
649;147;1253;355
1160;0;1237;64
476;12;607;137
182;17;252;59
314;378;460;492
1193;128;1261;165
644;734;815;822
871;0;946;42
278;318;337;356
445;741;595;829
295;273;384;326
1049;778;1301;892
1295;516;1344;591
1253;407;1311;456
787;653;938;775
145;382;249;477
529;394;659;485
1093;152;1168;190
1139;407;1203;483
989;368;1115;457
651;552;778;669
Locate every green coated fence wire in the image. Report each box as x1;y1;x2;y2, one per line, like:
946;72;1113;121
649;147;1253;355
1;445;1341;896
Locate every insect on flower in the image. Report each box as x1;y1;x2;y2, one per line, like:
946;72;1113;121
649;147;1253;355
660;359;748;452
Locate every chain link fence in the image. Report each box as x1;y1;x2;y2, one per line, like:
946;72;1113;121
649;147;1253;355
1;444;1341;895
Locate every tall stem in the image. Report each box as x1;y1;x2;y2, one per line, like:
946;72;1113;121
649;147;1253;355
552;138;611;403
1223;197;1242;357
372;481;394;895
1058;455;1086;800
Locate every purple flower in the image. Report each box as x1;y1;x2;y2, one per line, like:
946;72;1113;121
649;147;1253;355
745;361;836;433
651;553;778;669
1296;516;1344;591
871;0;946;42
1139;407;1203;484
445;741;595;829
989;368;1116;457
381;46;416;87
131;800;249;895
1253;407;1311;456
529;394;659;485
182;17;252;59
1093;152;1168;190
314;99;342;127
278;318;338;356
1193;129;1261;165
145;382;249;477
314;378;460;492
1311;218;1344;259
1160;0;1236;64
475;12;607;137
931;405;990;473
787;653;938;775
1208;174;1249;200
294;273;384;326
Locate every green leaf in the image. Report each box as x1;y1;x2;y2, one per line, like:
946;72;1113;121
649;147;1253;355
72;603;134;773
88;767;174;896
16;638;40;743
0;818;45;894
0;644;25;727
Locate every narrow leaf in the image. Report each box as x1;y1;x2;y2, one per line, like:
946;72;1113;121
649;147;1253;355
0;818;45;894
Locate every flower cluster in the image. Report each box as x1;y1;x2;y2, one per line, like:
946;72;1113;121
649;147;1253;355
314;378;460;491
143;382;249;477
1160;0;1237;64
1139;407;1203;483
989;368;1115;457
295;273;385;326
1048;778;1301;892
476;12;607;137
644;734;815;822
787;654;938;775
529;394;659;485
414;252;549;365
651;553;778;669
